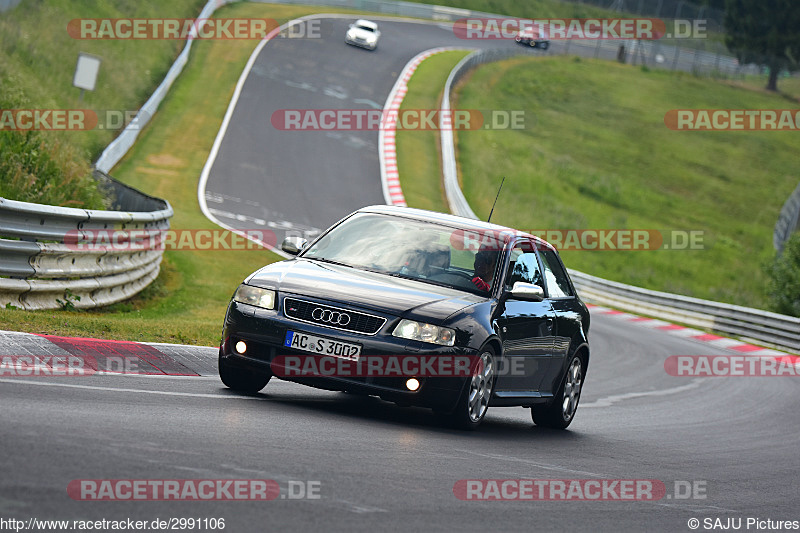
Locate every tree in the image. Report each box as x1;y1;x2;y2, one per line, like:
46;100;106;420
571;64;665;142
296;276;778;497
724;0;800;91
765;233;800;317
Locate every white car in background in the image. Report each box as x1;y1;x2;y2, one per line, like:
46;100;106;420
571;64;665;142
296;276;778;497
345;19;380;50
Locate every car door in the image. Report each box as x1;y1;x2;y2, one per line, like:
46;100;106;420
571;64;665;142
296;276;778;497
536;247;584;395
494;240;556;394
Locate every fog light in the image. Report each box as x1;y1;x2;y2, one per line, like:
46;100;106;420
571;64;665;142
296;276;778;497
405;378;420;391
235;341;247;354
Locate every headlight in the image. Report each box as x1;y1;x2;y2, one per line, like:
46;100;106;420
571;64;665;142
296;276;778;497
392;319;455;346
233;284;276;309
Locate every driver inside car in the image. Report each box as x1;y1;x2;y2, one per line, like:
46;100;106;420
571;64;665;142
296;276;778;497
471;249;498;293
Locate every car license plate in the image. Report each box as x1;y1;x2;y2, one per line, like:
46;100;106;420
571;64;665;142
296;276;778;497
284;330;361;361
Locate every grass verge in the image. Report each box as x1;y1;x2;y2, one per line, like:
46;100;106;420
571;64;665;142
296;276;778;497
395;50;471;213
0;4;371;345
0;0;207;206
451;56;798;309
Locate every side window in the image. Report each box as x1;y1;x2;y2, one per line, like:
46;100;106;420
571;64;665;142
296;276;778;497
504;243;543;290
538;249;574;298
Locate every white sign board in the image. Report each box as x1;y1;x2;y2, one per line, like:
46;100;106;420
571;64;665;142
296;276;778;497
73;53;101;92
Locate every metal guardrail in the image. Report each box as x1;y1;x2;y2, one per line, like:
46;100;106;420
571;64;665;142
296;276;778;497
440;48;800;353
0;171;172;310
570;271;800;351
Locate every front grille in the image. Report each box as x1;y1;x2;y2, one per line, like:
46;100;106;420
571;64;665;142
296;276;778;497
283;298;386;335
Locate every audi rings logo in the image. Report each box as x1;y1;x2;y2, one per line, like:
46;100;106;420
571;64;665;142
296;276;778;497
311;307;351;326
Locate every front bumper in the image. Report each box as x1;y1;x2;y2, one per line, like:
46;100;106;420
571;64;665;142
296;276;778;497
220;298;477;411
345;36;377;50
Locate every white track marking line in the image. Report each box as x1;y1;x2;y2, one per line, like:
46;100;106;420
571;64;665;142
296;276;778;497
0;378;265;399
580;379;705;408
378;46;471;206
197;15;467;253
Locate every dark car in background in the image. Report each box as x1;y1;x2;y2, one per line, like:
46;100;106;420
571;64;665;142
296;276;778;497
515;28;550;49
219;206;590;430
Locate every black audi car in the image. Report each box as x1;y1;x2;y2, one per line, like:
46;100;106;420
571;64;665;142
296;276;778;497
219;206;590;430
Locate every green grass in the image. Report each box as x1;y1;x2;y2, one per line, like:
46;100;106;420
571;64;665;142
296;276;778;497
0;0;208;208
0;3;373;345
730;73;800;103
396;50;471;213
0;0;207;163
3;3;794;341
450;55;798;308
407;0;729;48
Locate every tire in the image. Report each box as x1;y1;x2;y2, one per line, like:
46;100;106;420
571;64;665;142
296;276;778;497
447;346;497;430
531;354;583;429
539;41;549;50
219;355;271;393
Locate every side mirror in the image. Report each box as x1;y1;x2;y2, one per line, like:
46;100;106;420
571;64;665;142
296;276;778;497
508;281;544;302
281;236;308;256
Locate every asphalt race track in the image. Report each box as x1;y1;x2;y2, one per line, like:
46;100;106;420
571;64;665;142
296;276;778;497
2;315;798;532
201;17;510;244
2;15;798;533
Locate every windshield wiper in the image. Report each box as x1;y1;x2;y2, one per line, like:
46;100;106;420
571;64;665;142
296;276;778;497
382;272;462;291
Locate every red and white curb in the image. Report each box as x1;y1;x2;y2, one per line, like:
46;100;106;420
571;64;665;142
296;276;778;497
379;47;464;207
586;304;797;357
0;329;217;376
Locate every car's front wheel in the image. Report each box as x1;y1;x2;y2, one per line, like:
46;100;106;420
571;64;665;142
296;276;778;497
219;355;271;393
539;41;550;50
531;354;583;429
448;346;496;430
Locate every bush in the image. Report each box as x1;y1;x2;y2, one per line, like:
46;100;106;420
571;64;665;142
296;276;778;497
766;233;800;317
0;89;106;209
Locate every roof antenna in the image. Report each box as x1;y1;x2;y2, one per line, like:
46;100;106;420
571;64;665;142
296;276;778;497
487;177;505;223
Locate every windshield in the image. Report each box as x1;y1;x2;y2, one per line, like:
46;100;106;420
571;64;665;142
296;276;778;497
301;213;503;294
356;24;376;32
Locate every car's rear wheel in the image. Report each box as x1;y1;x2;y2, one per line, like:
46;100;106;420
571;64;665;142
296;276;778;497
529;40;536;47
219;355;271;393
531;354;583;429
540;41;549;50
448;346;496;430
